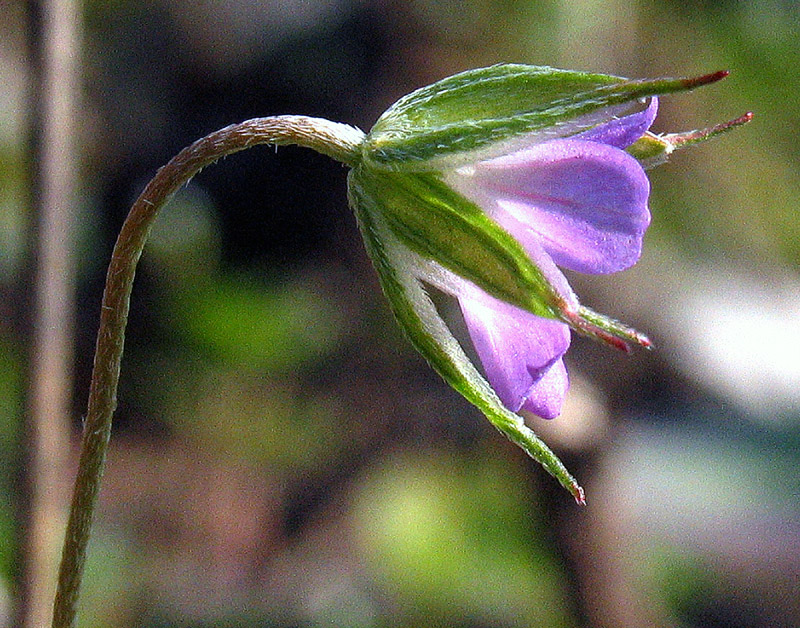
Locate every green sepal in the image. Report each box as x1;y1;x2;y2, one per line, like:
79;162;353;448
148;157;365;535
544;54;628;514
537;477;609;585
348;165;563;320
348;176;584;503
626;132;672;166
364;64;726;171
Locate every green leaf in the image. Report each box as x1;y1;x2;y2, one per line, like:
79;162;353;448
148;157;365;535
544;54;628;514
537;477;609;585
348;165;563;320
348;177;584;502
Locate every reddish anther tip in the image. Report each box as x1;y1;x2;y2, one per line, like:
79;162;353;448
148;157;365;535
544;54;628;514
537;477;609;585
682;70;729;89
635;333;654;350
573;485;586;506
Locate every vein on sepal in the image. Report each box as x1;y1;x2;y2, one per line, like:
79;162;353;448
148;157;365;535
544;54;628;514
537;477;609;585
349;166;562;321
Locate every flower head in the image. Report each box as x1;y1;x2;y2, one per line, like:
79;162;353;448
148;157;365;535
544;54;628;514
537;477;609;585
347;64;749;500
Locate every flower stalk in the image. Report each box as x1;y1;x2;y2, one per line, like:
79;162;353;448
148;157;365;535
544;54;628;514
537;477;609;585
51;116;364;628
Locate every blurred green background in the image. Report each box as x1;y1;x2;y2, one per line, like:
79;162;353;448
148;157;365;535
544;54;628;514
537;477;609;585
2;1;799;626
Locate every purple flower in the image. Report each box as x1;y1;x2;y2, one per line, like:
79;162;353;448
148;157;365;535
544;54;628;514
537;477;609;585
352;64;748;497
444;98;658;418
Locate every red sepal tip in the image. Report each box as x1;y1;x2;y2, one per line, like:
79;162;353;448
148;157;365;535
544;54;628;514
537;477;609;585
573;484;586;506
682;70;729;89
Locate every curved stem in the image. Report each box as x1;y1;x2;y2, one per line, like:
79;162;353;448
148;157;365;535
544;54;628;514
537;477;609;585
51;116;364;628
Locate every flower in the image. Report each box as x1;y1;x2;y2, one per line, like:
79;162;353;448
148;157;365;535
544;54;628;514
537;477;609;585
347;64;749;500
445;98;658;419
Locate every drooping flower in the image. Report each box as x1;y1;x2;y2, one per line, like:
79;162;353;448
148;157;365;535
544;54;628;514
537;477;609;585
347;64;749;500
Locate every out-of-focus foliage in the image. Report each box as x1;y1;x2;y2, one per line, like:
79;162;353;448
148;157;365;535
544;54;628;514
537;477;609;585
2;0;800;626
0;0;26;603
0;340;21;582
352;448;576;628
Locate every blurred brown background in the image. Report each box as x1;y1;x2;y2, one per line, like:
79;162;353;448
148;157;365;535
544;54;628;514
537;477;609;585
2;1;798;627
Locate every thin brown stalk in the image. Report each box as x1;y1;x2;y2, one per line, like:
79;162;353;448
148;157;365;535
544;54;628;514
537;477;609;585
51;116;363;628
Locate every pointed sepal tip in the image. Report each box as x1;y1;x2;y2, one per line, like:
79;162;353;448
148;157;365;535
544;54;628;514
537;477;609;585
681;69;730;90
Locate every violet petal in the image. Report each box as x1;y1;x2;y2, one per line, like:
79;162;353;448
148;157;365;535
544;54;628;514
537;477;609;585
575;97;658;149
448;138;651;274
520;357;569;420
459;286;571;416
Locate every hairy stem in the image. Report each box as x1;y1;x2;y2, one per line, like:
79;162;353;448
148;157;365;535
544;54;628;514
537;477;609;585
51;116;364;628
